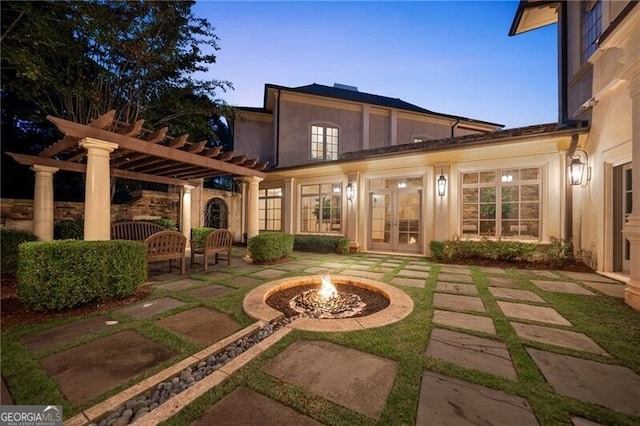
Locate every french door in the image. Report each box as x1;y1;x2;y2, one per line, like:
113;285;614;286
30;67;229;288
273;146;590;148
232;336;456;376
614;162;632;273
369;189;422;253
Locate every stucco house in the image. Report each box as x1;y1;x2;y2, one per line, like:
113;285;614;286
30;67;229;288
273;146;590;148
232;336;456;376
233;0;639;310
510;0;639;308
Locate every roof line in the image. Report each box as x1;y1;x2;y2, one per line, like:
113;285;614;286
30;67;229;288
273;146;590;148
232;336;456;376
509;0;559;37
262;83;504;128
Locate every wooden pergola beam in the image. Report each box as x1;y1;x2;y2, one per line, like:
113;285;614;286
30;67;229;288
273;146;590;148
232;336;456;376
38;135;80;158
6;152;197;186
47;116;266;178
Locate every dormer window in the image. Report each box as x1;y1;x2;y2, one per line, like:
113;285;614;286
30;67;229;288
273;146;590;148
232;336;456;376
311;125;338;160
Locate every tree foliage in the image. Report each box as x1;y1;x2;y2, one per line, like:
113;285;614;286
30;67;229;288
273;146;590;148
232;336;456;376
1;0;232;126
1;1;235;198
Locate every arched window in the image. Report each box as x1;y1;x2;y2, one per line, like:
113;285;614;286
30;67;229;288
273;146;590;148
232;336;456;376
204;198;228;229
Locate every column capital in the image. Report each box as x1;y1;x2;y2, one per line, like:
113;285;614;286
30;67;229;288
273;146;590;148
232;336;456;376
79;137;119;153
31;164;59;175
242;176;264;184
183;184;195;193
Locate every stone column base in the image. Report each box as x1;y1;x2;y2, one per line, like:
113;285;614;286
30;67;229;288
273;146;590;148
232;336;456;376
625;282;640;310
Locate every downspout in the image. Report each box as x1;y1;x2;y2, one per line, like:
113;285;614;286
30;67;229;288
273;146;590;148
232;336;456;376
566;133;580;241
272;88;281;168
451;118;460;138
559;0;569;124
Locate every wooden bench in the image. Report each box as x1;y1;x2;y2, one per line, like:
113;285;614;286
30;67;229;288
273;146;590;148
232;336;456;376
111;221;186;275
111;221;166;241
145;230;187;275
190;229;233;271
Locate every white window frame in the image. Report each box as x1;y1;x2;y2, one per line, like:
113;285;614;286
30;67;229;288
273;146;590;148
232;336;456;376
460;167;541;240
299;182;343;234
310;124;339;161
258;187;283;231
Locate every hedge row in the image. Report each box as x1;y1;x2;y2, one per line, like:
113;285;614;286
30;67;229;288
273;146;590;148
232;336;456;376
248;233;294;263
427;237;576;265
1;229;39;276
293;235;350;255
18;240;146;311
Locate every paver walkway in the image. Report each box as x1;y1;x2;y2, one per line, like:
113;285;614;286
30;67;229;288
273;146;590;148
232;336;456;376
3;250;637;426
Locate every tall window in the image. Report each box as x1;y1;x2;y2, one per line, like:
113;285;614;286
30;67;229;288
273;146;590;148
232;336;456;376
461;168;540;239
300;183;342;233
581;0;602;63
311;125;338;160
259;188;282;231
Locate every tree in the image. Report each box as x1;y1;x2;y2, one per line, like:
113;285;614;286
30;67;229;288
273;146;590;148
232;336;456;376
1;1;234;198
1;1;232;126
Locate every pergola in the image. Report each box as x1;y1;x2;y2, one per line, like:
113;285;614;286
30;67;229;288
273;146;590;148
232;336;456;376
6;111;267;242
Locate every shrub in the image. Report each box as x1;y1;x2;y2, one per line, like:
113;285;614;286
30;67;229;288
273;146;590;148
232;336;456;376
145;218;177;230
17;240;146;311
430;236;537;263
191;227;216;249
543;237;574;268
294;235;350;254
54;219;84;240
429;240;446;261
336;237;350;255
248;233;294;263
1;229;39;276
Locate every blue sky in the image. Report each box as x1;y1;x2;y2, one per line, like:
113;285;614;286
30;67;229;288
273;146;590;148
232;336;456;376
193;1;558;129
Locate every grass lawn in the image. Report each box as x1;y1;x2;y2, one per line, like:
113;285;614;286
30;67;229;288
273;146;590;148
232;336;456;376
2;251;640;425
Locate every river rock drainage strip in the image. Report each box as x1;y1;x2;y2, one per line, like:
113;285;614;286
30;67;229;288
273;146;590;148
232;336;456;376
65;318;295;426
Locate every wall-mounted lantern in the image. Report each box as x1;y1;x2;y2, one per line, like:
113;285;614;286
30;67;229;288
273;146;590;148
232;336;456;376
568;149;591;187
437;169;447;197
346;180;355;202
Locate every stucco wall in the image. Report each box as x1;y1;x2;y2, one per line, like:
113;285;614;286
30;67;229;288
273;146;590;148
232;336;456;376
234;113;274;166
192;187;243;242
396;117;452;144
369;113;390;149
277;98;361;167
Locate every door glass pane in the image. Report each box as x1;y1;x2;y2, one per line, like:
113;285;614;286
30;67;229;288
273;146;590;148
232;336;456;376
371;194;388;243
398;192;420;246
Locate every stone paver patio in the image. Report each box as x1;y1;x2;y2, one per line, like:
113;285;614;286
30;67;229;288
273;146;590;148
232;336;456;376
3;251;637;426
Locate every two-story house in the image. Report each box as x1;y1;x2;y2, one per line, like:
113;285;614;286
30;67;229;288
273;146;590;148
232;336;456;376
233;82;588;257
510;0;639;309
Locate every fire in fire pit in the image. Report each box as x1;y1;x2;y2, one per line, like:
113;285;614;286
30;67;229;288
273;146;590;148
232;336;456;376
289;275;366;319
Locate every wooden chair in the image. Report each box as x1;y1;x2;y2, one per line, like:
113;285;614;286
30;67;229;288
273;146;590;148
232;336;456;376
145;230;187;275
190;229;233;271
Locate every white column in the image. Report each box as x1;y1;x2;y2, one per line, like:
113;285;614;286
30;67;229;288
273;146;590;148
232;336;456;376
623;74;640;310
181;185;194;244
244;176;264;239
283;178;295;234
234;178;248;241
346;173;359;252
31;165;58;241
80;138;118;240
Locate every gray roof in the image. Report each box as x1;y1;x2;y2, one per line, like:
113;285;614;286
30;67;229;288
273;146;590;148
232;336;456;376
261;83;504;128
341;122;587;161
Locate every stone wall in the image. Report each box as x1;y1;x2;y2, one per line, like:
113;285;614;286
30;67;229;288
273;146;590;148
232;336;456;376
1;190;180;231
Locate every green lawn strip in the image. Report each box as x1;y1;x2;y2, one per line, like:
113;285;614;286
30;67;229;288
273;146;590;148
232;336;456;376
205;287;255;325
0;336;71;414
539;292;640;371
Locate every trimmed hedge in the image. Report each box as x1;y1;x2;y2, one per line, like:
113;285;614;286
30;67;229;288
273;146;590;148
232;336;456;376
146;218;177;231
248;233;294;263
191;227;216;249
429;237;538;262
54;219;84;240
293;235;350;255
18;240;146;311
1;229;39;276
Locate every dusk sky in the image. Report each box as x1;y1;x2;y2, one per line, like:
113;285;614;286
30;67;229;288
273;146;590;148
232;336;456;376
193;1;558;129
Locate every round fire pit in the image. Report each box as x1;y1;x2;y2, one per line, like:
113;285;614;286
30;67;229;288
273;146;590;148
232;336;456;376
243;275;414;332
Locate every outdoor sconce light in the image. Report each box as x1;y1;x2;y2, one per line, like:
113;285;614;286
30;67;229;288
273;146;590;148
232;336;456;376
346;180;355;202
437;169;447;197
568;149;591;187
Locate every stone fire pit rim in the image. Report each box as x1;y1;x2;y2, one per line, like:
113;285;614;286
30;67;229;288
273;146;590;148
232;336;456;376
243;275;414;332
